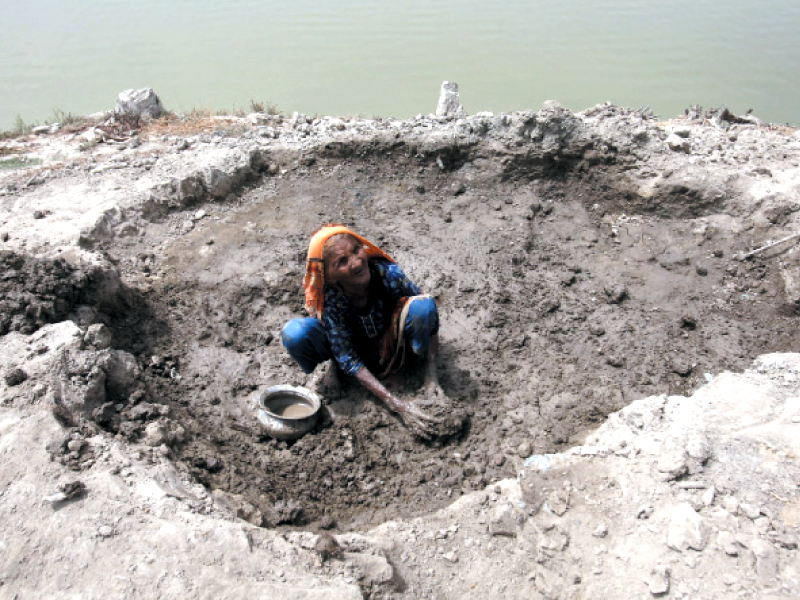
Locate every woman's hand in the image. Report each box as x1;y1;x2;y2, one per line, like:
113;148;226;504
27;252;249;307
355;366;447;440
387;395;446;441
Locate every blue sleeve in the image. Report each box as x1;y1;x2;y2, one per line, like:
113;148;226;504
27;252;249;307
378;262;421;299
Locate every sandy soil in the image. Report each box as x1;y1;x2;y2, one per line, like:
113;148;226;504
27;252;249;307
1;101;799;598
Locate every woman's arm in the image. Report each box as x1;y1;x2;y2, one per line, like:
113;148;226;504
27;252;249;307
354;366;442;440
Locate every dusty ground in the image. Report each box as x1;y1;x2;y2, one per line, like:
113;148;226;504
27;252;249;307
1;101;799;598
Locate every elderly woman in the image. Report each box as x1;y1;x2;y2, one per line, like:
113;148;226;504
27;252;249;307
281;224;445;437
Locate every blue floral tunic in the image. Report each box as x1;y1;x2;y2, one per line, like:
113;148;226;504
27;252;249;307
320;258;420;376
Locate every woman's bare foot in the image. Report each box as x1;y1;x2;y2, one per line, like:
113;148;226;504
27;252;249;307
311;361;342;399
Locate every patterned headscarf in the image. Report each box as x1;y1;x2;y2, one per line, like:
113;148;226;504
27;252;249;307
303;224;394;319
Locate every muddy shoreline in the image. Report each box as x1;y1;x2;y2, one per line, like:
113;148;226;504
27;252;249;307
2;101;800;598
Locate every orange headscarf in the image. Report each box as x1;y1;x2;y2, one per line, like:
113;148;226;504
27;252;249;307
303;224;394;319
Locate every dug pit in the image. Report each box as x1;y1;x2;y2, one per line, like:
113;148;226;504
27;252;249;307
8;106;800;534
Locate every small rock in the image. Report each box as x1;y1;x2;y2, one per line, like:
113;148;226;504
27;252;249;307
717;531;741;556
702;486;716;507
489;503;522;537
98;525;114;538
667;502;709;551
194;209;207;220
116;87;165;119
84;323;113;349
751;539;779;584
319;515;337;530
67;439;85;452
589;325;606;336
443;551;459;563
314;533;342;562
4;367;28;387
604;283;628;304
1;232;9;242
695;265;708;276
435;81;466;118
143;422;167;447
181;220;195;234
646;564;671;596
592;523;609;538
670;357;694;377
492;453;506;467
740;502;761;520
666;133;691;153
636;505;654;519
33;210;45;219
517;441;533;458
656;447;688;481
451;182;467;196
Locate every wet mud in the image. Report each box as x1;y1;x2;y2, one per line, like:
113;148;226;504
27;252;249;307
22;138;799;532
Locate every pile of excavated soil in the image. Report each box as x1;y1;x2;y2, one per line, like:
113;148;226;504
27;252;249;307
1;102;800;597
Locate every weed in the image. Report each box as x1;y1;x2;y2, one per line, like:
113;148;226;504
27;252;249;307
249;100;281;116
49;107;84;127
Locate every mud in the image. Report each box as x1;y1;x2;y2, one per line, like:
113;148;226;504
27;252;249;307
3;105;800;538
54;139;795;532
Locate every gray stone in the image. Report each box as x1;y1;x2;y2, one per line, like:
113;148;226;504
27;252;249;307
84;324;112;350
143;422;167;447
204;168;235;199
517;441;533;458
435;81;466;118
750;538;779;585
702;486;716;507
4;367;27;387
115;88;165;119
667;503;709;551
740;502;761;520
488;503;523;537
667;133;691;153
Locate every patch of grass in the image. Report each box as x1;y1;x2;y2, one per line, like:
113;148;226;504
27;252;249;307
250;100;281;115
49;107;84;127
0;156;42;170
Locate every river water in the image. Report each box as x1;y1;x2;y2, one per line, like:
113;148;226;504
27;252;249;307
2;0;799;130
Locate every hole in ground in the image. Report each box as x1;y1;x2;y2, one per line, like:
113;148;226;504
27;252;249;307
93;157;798;532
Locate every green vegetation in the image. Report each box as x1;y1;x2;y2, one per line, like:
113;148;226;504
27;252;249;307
49;107;84;127
0;156;42;170
250;100;281;115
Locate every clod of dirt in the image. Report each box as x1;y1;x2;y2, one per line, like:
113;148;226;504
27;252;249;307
314;532;343;562
4;367;27;386
42;480;87;506
412;392;469;441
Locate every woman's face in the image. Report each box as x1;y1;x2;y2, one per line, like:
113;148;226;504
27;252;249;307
324;235;371;293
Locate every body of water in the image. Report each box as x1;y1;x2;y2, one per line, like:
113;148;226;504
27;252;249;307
2;0;799;130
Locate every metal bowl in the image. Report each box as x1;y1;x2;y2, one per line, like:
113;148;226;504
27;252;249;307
256;385;321;441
